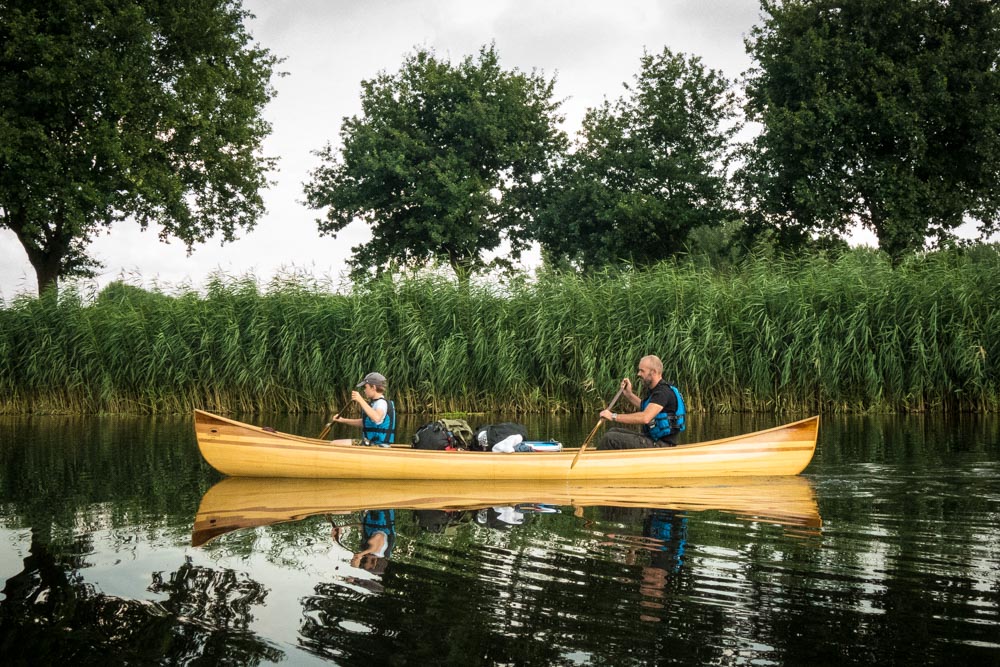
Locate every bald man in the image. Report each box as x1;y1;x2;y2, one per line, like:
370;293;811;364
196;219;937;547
598;355;685;449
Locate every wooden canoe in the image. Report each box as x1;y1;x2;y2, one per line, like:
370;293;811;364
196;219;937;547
194;409;818;480
192;476;822;546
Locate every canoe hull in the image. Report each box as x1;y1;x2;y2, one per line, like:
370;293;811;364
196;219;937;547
194;410;818;480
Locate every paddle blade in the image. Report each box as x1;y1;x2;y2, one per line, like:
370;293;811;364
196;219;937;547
571;420;604;468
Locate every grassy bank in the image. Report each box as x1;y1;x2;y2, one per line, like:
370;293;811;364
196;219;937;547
1;247;997;415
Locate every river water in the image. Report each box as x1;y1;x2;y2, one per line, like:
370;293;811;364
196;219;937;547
1;413;998;666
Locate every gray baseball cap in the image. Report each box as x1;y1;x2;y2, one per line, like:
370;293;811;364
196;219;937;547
356;372;387;388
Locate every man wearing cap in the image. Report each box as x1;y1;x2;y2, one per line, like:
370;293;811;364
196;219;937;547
329;372;396;446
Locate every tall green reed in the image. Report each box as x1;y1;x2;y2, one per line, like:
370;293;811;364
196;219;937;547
0;246;997;415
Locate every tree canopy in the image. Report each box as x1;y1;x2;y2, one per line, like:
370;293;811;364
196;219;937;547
0;0;279;295
303;44;566;282
531;47;739;271
740;0;1000;262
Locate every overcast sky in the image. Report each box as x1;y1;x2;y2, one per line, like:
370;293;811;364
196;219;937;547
0;0;767;301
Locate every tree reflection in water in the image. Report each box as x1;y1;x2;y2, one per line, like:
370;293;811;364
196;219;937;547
0;529;281;665
297;515;572;666
287;502;713;663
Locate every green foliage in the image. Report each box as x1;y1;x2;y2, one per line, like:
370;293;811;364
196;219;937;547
740;0;1000;262
303;44;567;282
533;47;740;271
0;246;998;415
0;0;280;294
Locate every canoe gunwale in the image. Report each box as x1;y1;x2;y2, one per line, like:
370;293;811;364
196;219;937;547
194;408;820;453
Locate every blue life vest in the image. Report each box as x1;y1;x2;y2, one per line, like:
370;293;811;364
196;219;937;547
363;398;396;444
641;383;686;441
645;510;687;573
362;509;396;558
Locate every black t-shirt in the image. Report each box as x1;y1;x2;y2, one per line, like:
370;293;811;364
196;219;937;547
644;380;677;413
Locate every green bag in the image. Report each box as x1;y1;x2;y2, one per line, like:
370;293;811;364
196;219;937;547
437;418;475;449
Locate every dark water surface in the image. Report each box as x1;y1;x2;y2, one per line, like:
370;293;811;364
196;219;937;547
1;413;998;666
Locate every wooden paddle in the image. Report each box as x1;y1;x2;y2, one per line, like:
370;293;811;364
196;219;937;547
570;384;626;469
318;421;333;440
318;404;349;439
320;391;366;439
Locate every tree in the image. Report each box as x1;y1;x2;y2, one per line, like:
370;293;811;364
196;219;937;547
740;0;1000;262
532;47;740;271
303;44;566;283
0;0;279;295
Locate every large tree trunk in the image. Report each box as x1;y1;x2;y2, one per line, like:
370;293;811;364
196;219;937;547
20;238;63;296
32;257;61;296
7;209;64;296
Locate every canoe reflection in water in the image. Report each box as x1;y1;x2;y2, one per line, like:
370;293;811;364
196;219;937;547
192;476;822;547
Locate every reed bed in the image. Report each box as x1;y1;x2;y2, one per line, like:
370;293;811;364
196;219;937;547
1;247;997;415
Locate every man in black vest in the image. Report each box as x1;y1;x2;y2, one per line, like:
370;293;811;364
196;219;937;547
597;355;680;449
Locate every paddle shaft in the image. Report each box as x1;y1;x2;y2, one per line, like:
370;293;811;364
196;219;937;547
318;402;354;439
571;384;626;468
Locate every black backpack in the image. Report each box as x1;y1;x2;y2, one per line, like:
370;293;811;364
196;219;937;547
414;509;470;533
411;419;475;450
472;422;528;451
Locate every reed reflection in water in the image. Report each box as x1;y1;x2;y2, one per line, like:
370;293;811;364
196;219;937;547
0;413;997;665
